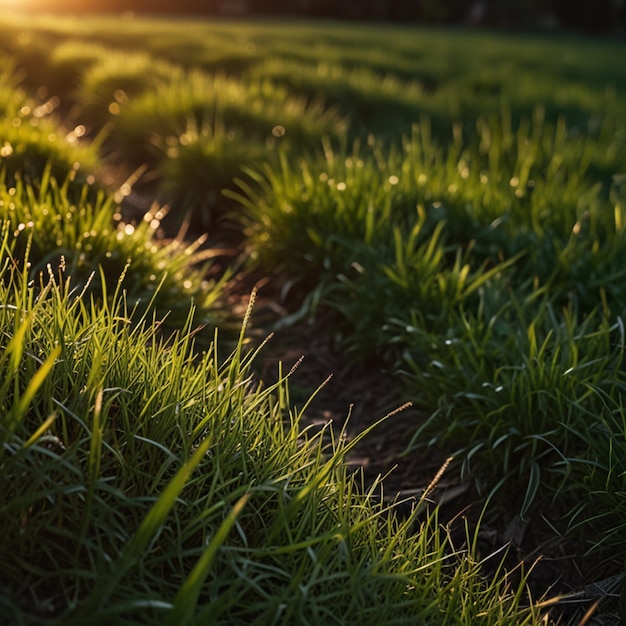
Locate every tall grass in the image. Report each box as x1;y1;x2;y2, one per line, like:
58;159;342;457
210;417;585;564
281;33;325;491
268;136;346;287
234;110;626;314
0;169;229;337
0;228;545;625
402;300;625;514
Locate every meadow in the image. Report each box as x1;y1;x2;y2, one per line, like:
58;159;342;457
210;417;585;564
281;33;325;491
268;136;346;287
0;12;625;624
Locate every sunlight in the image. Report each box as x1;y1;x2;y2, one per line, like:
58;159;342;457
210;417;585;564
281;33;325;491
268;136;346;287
0;0;115;12
0;0;50;11
0;0;28;10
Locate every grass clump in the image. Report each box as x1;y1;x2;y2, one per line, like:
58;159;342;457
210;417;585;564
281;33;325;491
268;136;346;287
76;47;179;127
109;70;345;228
155;117;267;232
0;70;101;188
0;172;228;335
0;232;545;625
113;70;346;160
237;110;626;314
402;300;625;514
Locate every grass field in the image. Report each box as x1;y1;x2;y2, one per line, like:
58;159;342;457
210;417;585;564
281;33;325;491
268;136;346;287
0;12;625;625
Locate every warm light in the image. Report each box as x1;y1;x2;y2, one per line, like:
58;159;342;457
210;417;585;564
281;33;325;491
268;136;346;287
0;0;44;11
0;0;27;11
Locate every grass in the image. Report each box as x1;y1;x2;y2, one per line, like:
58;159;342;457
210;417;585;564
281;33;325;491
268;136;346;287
0;66;101;188
0;12;625;623
404;301;625;513
0;167;228;336
237;109;626;303
0;226;545;625
231;106;626;595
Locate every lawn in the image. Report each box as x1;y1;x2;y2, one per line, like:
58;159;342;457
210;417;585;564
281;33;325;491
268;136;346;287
0;12;625;625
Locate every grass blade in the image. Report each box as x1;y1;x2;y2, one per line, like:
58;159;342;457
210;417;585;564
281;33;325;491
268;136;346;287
165;494;249;626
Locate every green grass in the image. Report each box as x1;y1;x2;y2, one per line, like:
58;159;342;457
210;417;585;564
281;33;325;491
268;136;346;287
0;226;544;625
0;168;228;335
1;12;625;623
0;68;101;188
231;116;626;539
230;108;626;595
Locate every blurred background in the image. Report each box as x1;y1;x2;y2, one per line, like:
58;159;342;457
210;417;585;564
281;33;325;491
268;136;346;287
19;0;626;34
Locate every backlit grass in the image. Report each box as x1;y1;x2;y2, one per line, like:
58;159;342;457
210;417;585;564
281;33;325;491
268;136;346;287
0;227;544;625
1;12;625;622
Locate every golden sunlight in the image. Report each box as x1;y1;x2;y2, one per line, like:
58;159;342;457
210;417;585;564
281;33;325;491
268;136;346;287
0;0;30;10
0;0;116;11
0;0;68;10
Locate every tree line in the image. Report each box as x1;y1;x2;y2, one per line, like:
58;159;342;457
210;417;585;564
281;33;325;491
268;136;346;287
42;0;626;33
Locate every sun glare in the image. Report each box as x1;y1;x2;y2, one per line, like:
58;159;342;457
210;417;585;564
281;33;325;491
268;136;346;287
0;0;25;9
0;0;43;10
0;0;106;12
